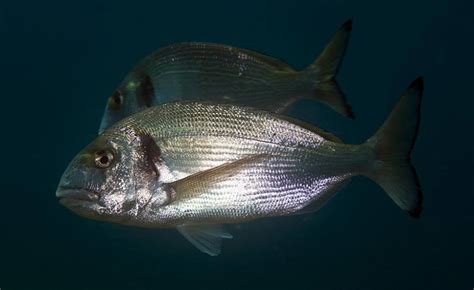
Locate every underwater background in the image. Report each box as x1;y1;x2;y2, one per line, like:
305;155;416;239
0;0;472;289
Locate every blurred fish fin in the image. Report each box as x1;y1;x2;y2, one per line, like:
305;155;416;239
177;224;233;256
290;179;350;216
301;19;354;118
169;154;269;200
364;77;424;218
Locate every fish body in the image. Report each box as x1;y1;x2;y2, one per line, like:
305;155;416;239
113;102;366;227
58;78;424;255
99;20;354;133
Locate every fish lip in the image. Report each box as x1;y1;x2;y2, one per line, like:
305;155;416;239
56;187;100;203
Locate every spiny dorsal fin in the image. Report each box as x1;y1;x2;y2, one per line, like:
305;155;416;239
278;115;343;143
233;47;296;73
157;42;296;73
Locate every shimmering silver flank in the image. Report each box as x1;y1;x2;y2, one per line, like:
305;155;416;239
99;20;354;133
58;78;424;255
119;102;364;224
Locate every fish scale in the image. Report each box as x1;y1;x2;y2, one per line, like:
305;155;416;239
139;43;302;104
143;42;296;75
106;102;369;226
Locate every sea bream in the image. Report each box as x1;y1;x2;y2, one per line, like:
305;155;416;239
99;20;354;133
57;78;424;256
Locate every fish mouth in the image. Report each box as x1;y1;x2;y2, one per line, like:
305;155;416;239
56;187;100;206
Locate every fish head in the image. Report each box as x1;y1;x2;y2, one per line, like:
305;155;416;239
99;72;155;134
56;132;159;224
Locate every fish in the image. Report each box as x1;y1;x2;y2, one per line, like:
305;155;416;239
57;77;424;256
98;20;354;133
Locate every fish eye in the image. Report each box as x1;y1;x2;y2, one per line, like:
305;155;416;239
94;150;114;168
108;91;123;110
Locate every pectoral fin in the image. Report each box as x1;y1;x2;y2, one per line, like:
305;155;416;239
167;154;269;200
177;224;233;256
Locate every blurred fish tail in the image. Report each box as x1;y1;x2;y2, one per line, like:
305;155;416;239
300;19;354;118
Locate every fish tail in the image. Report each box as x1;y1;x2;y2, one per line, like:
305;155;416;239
300;19;354;118
363;77;424;218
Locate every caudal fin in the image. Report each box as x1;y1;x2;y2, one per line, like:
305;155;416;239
302;19;354;118
365;77;424;218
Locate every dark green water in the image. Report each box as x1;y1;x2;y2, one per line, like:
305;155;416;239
1;1;472;289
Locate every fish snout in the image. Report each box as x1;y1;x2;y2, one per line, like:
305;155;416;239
56;187;99;202
57;154;100;201
56;186;102;219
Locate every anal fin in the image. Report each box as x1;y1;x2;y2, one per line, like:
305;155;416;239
177;224;233;256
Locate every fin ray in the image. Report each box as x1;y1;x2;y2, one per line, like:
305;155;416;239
177;224;233;256
300;19;354;118
168;154;269;201
365;77;424;218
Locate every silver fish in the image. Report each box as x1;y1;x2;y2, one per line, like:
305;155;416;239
58;78;424;256
99;20;354;133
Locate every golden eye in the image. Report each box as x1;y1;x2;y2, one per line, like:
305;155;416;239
94;150;114;168
108;91;123;110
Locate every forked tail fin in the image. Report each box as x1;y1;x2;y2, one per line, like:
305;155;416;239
302;19;354;118
364;77;424;218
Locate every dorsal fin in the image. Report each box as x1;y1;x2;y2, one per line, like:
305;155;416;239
155;42;297;73
233;46;296;73
277;115;343;143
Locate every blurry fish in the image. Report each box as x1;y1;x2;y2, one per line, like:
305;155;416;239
58;78;424;256
99;20;354;133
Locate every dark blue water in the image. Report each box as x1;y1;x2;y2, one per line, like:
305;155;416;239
1;1;472;289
